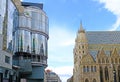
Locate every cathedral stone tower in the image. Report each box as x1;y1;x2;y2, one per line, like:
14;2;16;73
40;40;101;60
73;22;88;65
74;22;88;58
73;23;100;82
71;23;120;82
73;23;89;82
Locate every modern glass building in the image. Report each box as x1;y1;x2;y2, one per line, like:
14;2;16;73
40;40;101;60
0;0;19;82
13;2;49;64
0;0;18;52
0;0;49;81
13;2;49;82
0;0;6;34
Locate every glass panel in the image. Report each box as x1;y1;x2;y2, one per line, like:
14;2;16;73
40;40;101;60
26;17;31;29
23;30;31;53
19;16;26;27
13;9;19;31
0;0;6;34
31;33;39;54
19;30;24;51
31;12;39;30
38;35;42;54
39;12;42;30
7;0;16;52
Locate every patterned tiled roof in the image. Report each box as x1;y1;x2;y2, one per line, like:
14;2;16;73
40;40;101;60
89;50;111;61
86;31;120;60
89;50;98;60
86;31;120;44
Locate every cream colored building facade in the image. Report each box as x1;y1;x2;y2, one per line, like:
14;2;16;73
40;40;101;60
45;69;61;82
73;23;120;82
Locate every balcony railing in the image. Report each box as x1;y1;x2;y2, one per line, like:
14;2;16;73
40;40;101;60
19;59;32;74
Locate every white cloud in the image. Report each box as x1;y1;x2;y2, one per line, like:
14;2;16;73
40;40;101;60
110;17;120;31
48;24;75;64
48;24;75;51
96;0;120;30
48;54;73;63
48;24;75;82
98;0;120;15
46;66;73;82
54;66;73;76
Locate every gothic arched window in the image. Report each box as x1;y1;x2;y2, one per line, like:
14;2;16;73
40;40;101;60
98;59;101;63
105;66;109;80
111;58;114;63
102;58;105;63
83;66;86;72
94;66;96;72
91;66;93;72
115;58;117;63
106;58;109;63
82;45;84;49
87;66;89;72
83;51;84;54
100;66;103;82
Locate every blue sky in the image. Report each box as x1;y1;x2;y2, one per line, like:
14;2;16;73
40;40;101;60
23;0;120;81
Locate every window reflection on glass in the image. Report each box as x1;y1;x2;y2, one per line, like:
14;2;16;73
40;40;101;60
6;0;16;52
13;6;49;59
0;0;6;34
24;31;31;52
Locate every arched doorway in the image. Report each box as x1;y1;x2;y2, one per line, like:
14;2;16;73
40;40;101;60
93;79;96;82
85;79;89;82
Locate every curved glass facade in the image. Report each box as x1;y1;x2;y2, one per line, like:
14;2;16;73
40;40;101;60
19;7;49;35
14;6;49;58
7;0;17;52
0;0;18;52
0;0;6;34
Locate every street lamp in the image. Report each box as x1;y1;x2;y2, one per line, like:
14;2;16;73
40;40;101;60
111;64;116;82
113;69;116;82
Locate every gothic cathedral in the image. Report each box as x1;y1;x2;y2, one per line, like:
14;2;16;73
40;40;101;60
73;23;120;82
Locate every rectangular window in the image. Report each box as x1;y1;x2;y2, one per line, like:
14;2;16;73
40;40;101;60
5;56;10;64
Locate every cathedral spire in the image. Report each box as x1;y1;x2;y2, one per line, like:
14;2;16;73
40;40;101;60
76;22;87;43
78;21;85;33
74;22;88;61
